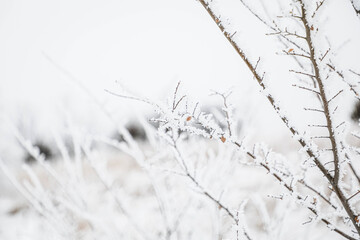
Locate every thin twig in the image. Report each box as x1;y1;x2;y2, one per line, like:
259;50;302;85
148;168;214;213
293;84;320;95
289;69;316;78
299;0;360;235
312;0;326;18
328;90;344;104
236;145;355;240
198;0;359;238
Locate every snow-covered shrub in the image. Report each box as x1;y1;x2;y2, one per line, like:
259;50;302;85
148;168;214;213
1;0;360;240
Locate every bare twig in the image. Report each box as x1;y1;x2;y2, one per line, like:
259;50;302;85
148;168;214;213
312;0;326;18
212;91;233;137
282;50;310;58
239;0;308;54
198;0;360;237
319;48;330;61
171;141;255;238
198;0;332;192
304;108;325;113
299;0;360;235
292;84;320;95
347;191;360;202
328;90;344;104
172;82;187;111
289;69;316;78
349;69;360;77
298;179;337;210
299;1;342;185
349;0;360;16
236;145;355;240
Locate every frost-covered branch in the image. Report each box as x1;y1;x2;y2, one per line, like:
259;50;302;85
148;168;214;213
350;0;360;16
197;0;360;238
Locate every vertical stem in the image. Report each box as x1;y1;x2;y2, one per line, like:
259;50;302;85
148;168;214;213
299;1;341;185
299;0;360;236
197;0;360;237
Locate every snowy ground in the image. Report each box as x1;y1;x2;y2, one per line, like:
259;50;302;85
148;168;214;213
0;139;344;240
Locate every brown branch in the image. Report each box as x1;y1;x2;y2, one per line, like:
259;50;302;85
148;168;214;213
172;82;186;111
350;69;360;77
312;0;326;18
325;64;360;100
240;0;316;87
293;84;320;95
239;0;309;54
299;1;341;184
328;90;344;104
319;48;330;61
173;95;186;111
347;191;360;203
236;144;355;240
173;82;181;110
350;0;360;16
282;50;311;59
327;63;344;78
308;124;328;128
298;179;337;210
299;0;360;236
311;136;330;139
336;122;346;129
198;0;359;238
289;69;316;78
198;0;332;191
304;108;325;113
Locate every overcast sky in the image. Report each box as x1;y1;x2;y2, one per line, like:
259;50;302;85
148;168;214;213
0;0;264;141
0;0;250;108
1;0;359;157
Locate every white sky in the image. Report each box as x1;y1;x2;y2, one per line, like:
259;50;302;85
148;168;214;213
1;0;360;155
0;0;248;105
0;0;261;139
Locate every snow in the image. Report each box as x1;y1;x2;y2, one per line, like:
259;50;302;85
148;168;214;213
1;0;360;239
